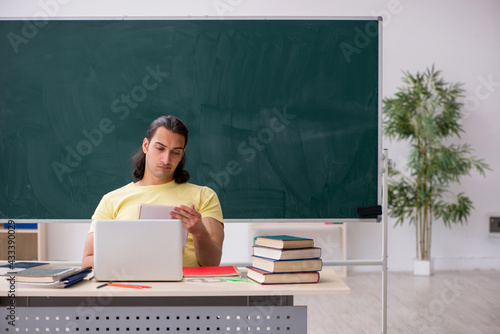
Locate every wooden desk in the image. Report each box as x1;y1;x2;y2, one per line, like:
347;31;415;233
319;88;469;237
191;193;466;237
1;269;349;333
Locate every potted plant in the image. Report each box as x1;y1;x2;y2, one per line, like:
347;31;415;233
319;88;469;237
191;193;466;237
383;66;490;276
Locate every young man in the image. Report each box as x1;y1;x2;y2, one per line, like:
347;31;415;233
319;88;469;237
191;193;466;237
81;115;224;268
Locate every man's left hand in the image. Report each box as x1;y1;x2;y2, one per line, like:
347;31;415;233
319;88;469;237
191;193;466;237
171;204;206;236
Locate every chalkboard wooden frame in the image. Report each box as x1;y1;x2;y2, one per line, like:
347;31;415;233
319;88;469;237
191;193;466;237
0;17;382;222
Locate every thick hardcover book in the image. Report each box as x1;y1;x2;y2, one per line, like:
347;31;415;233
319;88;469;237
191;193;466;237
252;246;322;260
246;266;320;285
251;256;323;273
183;265;240;277
13;267;82;283
255;235;314;249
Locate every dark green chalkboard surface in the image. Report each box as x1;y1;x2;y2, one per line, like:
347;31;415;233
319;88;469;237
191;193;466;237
0;18;380;220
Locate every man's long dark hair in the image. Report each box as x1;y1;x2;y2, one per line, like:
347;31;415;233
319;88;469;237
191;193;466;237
131;115;190;183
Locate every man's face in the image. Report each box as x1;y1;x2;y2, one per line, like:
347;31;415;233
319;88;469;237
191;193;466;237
142;127;186;185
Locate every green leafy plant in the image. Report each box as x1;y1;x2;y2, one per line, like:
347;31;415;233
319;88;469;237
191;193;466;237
383;66;490;261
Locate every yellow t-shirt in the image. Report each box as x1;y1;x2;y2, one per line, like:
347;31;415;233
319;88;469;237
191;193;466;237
89;181;223;267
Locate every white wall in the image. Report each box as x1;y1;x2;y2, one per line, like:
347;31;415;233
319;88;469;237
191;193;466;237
3;0;499;271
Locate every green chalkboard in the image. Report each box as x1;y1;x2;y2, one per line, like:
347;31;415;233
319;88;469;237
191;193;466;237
0;18;380;220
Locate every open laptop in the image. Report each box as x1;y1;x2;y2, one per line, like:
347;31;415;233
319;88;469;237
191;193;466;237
94;219;184;281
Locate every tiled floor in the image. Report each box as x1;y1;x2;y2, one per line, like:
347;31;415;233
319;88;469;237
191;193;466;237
295;269;500;334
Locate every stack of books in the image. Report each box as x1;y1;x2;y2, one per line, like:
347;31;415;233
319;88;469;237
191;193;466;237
246;235;322;285
11;266;93;288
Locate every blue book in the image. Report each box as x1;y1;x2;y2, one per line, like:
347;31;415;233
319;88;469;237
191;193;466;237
3;223;37;229
60;267;93;288
0;262;49;269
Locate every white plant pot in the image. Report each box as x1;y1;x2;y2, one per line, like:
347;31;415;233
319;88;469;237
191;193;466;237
413;259;434;276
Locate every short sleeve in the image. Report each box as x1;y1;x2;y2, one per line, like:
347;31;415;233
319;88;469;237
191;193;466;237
198;186;224;224
88;195;113;233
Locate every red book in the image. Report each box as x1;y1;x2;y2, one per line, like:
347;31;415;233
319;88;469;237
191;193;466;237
183;265;240;277
246;266;320;285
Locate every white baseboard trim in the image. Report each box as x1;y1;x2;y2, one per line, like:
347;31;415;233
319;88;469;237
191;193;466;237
347;257;500;273
385;257;500;272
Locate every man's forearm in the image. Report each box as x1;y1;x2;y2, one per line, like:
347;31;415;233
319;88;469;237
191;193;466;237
82;255;94;269
172;206;224;266
193;232;223;266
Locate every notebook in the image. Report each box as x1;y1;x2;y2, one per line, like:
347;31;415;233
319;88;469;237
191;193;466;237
94;219;184;282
